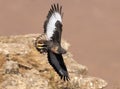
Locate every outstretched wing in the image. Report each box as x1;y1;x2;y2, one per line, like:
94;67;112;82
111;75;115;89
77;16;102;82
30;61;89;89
44;3;63;43
47;50;69;81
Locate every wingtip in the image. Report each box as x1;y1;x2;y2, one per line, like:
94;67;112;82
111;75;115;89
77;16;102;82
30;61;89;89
57;3;59;10
60;75;70;81
50;3;62;14
59;69;70;81
53;4;57;11
51;4;54;11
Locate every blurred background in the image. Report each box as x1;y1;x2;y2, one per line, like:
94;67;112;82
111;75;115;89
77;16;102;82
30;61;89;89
0;0;120;89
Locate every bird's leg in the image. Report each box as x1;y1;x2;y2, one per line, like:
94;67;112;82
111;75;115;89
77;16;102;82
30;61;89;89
35;34;48;53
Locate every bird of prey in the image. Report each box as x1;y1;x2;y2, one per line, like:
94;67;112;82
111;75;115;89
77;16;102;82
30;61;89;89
35;3;69;81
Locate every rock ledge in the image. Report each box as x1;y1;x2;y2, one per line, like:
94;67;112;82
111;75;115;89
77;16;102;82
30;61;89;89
0;34;107;89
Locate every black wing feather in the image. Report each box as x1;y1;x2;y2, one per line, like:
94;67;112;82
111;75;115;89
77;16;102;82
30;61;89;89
57;3;59;12
47;50;69;81
60;6;62;14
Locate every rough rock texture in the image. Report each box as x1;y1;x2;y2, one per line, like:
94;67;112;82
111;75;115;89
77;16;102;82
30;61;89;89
0;34;107;89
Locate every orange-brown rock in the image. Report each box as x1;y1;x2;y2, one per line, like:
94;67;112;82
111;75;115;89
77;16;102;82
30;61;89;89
0;34;107;89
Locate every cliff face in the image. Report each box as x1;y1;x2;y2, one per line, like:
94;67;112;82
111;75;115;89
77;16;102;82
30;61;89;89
0;34;107;89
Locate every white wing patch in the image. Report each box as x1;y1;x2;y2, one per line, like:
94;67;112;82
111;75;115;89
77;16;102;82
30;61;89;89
46;12;62;40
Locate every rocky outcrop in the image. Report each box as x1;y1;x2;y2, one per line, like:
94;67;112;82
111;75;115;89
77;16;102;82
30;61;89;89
0;34;107;89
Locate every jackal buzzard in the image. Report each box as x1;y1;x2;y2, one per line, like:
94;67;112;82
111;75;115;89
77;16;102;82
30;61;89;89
35;3;69;81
